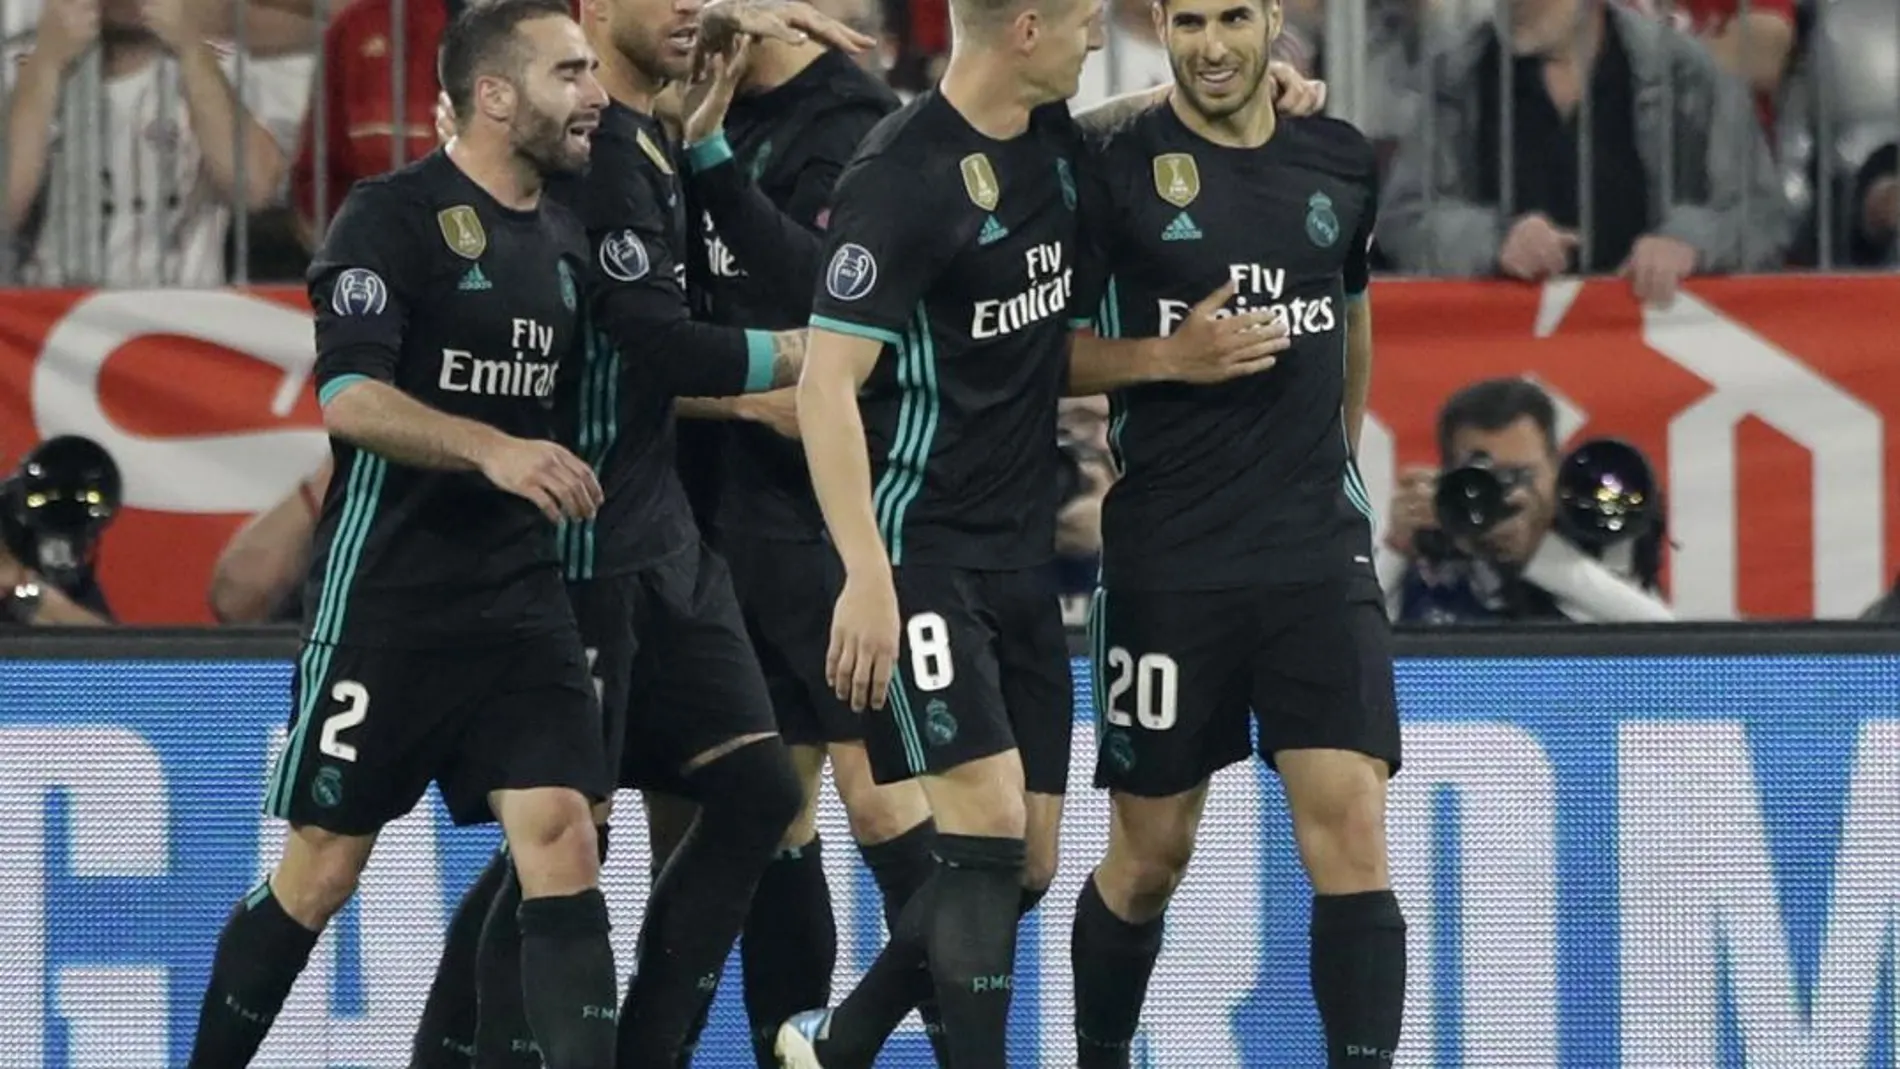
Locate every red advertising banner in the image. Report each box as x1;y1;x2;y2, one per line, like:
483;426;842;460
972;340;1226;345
0;278;1893;623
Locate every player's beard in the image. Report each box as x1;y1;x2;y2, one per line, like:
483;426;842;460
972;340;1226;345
1169;46;1270;121
615;22;691;87
513;104;589;177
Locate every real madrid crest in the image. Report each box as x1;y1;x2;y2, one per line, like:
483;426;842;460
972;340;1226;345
1153;153;1200;209
960;153;1000;212
437;205;486;260
1306;191;1340;248
636;128;675;175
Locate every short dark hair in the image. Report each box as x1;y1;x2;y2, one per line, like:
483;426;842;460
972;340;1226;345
1435;377;1559;463
437;0;575;123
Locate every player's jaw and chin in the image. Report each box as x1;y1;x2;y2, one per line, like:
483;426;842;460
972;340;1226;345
589;0;701;89
497;15;607;177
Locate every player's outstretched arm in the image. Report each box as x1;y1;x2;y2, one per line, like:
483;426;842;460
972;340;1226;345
800;328;900;711
1065;282;1290;395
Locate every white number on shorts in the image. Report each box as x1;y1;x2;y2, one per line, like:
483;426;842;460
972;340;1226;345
1104;648;1179;731
585;647;605;705
906;612;956;693
318;680;370;762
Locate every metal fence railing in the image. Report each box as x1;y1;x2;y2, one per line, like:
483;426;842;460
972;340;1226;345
0;0;1895;286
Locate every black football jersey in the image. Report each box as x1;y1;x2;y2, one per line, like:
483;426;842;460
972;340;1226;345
686;51;898;543
809;92;1087;570
1080;104;1379;590
546;101;766;580
304;151;587;648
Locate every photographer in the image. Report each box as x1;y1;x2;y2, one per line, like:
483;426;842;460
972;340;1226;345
207;455;330;624
1374;377;1675;625
0;436;120;627
1054;397;1114;597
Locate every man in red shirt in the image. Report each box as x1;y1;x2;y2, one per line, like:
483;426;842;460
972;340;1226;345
288;0;462;245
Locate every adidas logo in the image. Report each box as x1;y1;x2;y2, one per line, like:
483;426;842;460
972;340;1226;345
977;214;1010;246
1161;211;1203;242
458;264;493;291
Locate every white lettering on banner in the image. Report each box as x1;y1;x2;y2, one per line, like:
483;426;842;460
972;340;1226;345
1619;720;1900;1067
1644;295;1885;618
1036;739;1266;1068
31;289;328;514
0;728;170;1067
252;729;454;1067
57;967;170;1067
1386;723;1561;1068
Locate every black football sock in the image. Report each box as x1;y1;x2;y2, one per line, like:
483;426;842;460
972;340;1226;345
615;738;801;1069
923;835;1025;1069
516;889;619;1069
827;824;1039;1069
856;819;936;929
812;868;936;1069
854;820;947;1059
412;850;511;1068
740;837;837;1068
187;882;322;1068
474;862;537;1069
1071;874;1165;1069
1311;890;1408;1068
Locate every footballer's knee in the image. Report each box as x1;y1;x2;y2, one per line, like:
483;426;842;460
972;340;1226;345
492;786;600;898
273;825;375;928
922;752;1027;841
830;742;931;845
1278;748;1391;894
1096;787;1208;922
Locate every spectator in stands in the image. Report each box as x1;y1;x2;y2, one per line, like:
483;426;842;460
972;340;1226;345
1379;0;1790;304
1847;143;1899;265
3;0;306;285
208;456;330;624
1374;377;1674;624
0;436;120;627
1072;0;1171;110
1628;0;1795;134
289;0;459;246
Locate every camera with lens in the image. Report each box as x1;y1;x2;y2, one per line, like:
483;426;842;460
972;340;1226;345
1416;437;1661;561
0;436;123;591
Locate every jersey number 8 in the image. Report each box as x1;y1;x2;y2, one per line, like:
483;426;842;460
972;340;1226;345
318;680;370;762
906;612;955;693
1104;649;1179;731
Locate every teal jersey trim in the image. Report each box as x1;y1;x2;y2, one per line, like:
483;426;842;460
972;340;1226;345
560;327;620;581
810;314;903;348
686;130;734;173
869;305;940;566
265;451;386;816
886;665;928;774
743;329;776;393
318;373;372;406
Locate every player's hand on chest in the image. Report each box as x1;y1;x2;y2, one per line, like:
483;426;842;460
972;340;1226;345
409;204;584;407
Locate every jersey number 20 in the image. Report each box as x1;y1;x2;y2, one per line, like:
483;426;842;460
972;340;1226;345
319;680;370;762
1104;649;1178;731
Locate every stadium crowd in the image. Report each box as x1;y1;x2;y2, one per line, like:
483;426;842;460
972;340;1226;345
2;0;1897;630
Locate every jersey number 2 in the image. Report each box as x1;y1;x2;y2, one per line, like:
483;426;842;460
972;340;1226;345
1104;649;1178;731
907;612;955;693
318;680;370;762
